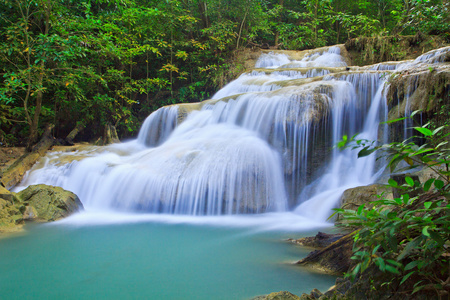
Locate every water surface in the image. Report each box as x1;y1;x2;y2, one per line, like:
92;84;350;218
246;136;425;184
0;213;336;300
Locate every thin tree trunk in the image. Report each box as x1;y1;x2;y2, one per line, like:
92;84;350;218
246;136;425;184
236;10;248;49
314;0;318;42
274;0;284;47
26;0;52;151
2;124;55;189
102;123;120;145
198;1;209;28
65;122;85;145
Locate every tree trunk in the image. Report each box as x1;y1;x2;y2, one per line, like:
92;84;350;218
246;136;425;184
236;10;248;49
26;1;52;151
1;124;55;189
274;0;284;47
65;122;85;145
102;123;120;145
198;1;209;28
26;74;44;151
314;0;318;42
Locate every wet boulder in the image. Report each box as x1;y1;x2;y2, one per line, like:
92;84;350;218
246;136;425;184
16;184;83;221
336;184;391;225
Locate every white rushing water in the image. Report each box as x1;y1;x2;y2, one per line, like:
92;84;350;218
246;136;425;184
16;45;394;227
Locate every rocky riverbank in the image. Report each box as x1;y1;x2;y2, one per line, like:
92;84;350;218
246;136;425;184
0;143;85;235
0;184;84;235
255;176;449;300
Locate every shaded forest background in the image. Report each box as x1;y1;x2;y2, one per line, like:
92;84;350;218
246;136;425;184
0;0;448;149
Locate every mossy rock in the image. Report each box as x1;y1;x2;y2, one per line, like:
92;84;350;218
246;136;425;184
16;184;83;221
253;291;301;300
337;184;391;225
340;184;391;208
0;198;22;229
0;185;14;202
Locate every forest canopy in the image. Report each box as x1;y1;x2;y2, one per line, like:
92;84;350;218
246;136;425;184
0;0;448;148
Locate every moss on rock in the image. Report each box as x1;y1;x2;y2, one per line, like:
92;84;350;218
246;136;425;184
252;291;301;300
16;184;83;222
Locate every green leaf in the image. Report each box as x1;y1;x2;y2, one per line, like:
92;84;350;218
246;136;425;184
435;141;448;149
337;135;348;149
410;110;421;118
385;264;400;274
400;271;415;285
404;261;418;271
434;180;444;189
328;209;343;220
358;146;376;157
424;202;432;209
422;226;430;237
428;230;445;246
397;237;421;261
414;127;433;136
423;178;434;191
386;259;403;268
348;263;361;280
388;235;398;252
372;244;381;255
405;176;414;187
412;284;424;294
402;193;410;205
357;204;365;215
381;117;408;124
388;178;398;188
389;154;405;172
376;257;386;272
432;126;445;135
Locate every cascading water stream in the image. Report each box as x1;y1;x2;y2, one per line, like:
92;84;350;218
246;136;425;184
15;45;408;225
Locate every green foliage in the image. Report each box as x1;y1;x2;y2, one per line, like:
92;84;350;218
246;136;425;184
0;0;448;145
402;0;450;36
334;112;450;295
333;13;382;38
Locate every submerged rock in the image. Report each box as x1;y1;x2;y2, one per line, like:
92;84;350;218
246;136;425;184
16;184;83;222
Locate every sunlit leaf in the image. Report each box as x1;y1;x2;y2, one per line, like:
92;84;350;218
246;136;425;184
414;127;433;136
422;226;430;237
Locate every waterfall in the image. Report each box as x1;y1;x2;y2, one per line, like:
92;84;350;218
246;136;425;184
17;44;403;221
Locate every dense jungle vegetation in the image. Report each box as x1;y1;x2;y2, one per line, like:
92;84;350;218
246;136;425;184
0;0;448;149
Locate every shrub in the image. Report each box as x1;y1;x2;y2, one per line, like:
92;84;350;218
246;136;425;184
333;112;450;296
